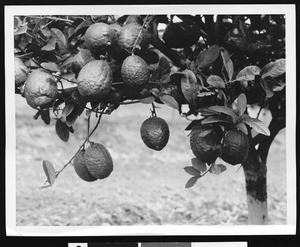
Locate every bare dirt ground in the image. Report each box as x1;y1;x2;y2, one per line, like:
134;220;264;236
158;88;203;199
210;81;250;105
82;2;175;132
15;95;287;226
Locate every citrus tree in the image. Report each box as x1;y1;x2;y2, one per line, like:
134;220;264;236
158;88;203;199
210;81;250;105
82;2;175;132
14;14;286;225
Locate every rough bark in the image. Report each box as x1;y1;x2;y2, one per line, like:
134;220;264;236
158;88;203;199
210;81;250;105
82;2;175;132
243;146;268;224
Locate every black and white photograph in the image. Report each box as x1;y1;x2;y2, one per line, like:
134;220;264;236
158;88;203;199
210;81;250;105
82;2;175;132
5;5;296;236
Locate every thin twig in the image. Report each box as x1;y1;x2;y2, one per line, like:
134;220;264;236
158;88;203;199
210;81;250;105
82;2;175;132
54;106;107;179
27;15;74;23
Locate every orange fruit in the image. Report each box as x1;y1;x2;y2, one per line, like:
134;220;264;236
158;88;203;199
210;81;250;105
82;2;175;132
117;23;148;53
121;55;150;88
221;128;250;165
84;22;117;51
190;125;222;164
73;149;97;182
15;57;29;86
140;117;170;151
85;142;113;179
24;69;58;109
77;60;113;101
125;15;143;25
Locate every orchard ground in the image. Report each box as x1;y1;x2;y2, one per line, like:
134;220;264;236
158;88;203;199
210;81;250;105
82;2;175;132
15;94;287;226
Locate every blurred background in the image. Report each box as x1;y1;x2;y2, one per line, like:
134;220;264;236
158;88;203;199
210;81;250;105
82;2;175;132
15;94;286;226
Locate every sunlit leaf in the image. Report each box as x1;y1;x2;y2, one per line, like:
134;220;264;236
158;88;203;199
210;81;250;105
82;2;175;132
208;106;238;119
14;25;28;35
220;49;234;80
41;37;57;51
42;160;56;186
207;75;225;88
159;94;179;109
261;58;285;79
236;65;261;81
241;117;270;136
41;62;60;72
236;93;247;116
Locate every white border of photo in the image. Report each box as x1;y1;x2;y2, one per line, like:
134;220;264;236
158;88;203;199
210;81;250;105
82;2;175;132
5;4;296;236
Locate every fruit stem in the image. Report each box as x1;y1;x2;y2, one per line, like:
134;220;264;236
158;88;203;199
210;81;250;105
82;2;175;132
87;115;91;143
131;14;150;55
151;102;157;117
200;163;213;177
53;105;107;180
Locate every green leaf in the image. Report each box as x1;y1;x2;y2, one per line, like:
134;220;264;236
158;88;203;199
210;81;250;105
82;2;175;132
185;176;200;188
198;91;215;97
260;77;274;98
261;58;285;79
55;119;70;142
236;65;261;81
185;120;202;131
50;28;68;54
65;103;85;127
69;18;93;40
158;56;171;81
208;106;238;119
207;75;225;88
235;122;248;135
236;93;247;116
195;45;220;70
41;62;60;72
184;166;200;176
201;115;232;125
41;37;56;51
42;160;56;186
159;94;179;109
140;96;155;104
220;49;234;80
197;107;218;116
209;163;227;175
191;157;207;172
62;103;75;118
181;69;200;105
41;109;51;125
241;117;270;136
14;25;28;35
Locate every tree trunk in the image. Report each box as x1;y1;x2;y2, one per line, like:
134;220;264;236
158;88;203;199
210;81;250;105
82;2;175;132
243;146;268;224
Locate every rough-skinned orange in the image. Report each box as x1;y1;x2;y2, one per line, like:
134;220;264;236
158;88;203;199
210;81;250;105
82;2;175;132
118;23;148;53
190;125;222;164
140;116;170;151
121;55;150;88
84;22;117;51
221;128;250;165
85;142;113;179
24;69;58;109
77;60;113;101
73;149;97;182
